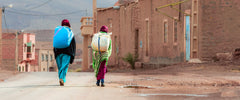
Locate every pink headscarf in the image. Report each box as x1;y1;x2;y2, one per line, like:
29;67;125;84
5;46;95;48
100;25;108;33
61;19;71;28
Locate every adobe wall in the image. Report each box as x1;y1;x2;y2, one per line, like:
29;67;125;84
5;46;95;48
198;0;240;60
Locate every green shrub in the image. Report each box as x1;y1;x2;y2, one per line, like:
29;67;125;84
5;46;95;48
122;53;138;69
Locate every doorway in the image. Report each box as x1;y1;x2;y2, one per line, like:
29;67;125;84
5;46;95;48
135;29;139;57
185;16;191;61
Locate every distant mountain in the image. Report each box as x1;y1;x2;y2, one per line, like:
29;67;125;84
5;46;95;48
26;30;54;42
26;29;82;44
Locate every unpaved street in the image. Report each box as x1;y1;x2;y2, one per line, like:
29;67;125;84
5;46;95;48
0;72;145;100
1;63;240;100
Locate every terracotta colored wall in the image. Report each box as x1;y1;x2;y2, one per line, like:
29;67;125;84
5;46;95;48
97;0;240;66
97;8;120;66
119;0;137;4
147;0;185;64
18;34;24;62
199;0;240;60
30;49;39;72
2;33;25;71
2;33;36;71
2;34;16;60
97;0;187;65
2;34;16;71
39;49;55;72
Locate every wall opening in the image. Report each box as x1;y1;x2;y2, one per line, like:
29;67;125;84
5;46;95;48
26;64;28;72
146;19;149;56
46;54;48;61
22;66;24;72
114;36;119;64
173;18;178;43
135;29;139;57
163;20;168;43
42;54;44;61
185;15;191;61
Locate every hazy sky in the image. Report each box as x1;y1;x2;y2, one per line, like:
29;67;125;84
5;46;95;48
0;0;118;34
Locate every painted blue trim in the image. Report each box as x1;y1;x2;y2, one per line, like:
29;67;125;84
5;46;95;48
186;16;191;61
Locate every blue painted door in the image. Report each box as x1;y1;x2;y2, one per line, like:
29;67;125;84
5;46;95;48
185;16;190;61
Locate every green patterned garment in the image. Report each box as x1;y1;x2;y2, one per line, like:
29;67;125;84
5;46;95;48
92;32;112;77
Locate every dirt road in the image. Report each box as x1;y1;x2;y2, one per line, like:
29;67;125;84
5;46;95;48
0;72;146;100
107;63;240;100
1;63;240;100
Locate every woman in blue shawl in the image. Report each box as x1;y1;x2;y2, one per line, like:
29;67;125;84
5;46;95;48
53;19;76;86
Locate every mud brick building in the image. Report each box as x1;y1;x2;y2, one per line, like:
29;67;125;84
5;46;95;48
96;0;240;67
2;33;35;72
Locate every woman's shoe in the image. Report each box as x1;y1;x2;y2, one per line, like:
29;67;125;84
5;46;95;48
96;83;100;86
59;79;64;86
101;83;105;87
96;80;100;86
100;79;105;87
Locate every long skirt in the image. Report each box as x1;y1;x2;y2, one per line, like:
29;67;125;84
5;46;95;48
97;60;107;80
56;54;71;83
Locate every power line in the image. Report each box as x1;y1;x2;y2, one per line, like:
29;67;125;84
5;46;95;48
29;0;52;10
7;9;86;16
3;13;9;33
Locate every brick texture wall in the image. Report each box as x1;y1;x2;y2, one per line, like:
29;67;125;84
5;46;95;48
97;8;120;66
199;0;240;60
97;0;189;66
2;33;36;71
96;0;240;66
2;33;24;71
30;49;39;72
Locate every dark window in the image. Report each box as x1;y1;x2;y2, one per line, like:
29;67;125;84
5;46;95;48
18;66;21;72
146;20;149;56
164;21;168;43
27;46;31;52
46;55;48;61
174;20;178;43
42;54;44;61
50;55;53;61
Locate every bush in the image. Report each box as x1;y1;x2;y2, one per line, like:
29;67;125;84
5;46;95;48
122;53;138;69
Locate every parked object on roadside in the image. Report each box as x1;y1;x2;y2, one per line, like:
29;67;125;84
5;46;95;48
53;19;76;86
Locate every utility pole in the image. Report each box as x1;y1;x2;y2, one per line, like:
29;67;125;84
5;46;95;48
15;32;18;71
81;0;96;71
93;0;97;34
15;30;23;72
0;8;2;68
1;4;12;70
47;51;49;72
91;0;97;69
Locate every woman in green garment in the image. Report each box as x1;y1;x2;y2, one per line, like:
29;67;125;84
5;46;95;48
92;25;112;87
